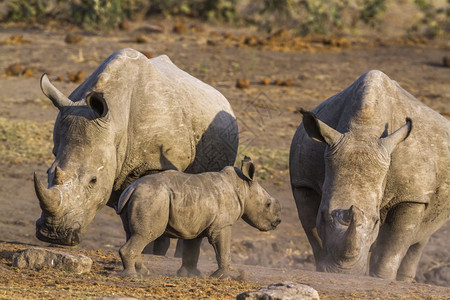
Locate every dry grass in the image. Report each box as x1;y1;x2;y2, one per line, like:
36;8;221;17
0;118;53;165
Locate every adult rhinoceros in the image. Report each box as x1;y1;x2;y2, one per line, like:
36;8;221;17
34;48;238;249
289;70;450;281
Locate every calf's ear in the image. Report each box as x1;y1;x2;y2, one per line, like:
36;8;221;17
300;109;343;146
241;156;255;181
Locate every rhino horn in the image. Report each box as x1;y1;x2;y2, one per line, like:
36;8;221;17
40;74;75;109
34;172;61;214
54;166;66;185
341;205;363;258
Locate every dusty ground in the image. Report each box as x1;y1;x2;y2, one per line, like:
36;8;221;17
0;19;449;299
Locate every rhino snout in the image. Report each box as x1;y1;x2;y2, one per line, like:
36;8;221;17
36;216;82;246
271;218;281;229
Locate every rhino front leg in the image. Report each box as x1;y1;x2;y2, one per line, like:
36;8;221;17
370;202;426;280
177;237;202;277
209;226;232;279
293;187;322;263
396;237;429;282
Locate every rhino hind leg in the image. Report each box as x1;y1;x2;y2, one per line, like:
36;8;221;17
292;187;322;263
118;235;150;278
370;202;426;280
396;237;429;282
177;237;202;277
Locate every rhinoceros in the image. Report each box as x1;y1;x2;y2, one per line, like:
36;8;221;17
34;48;238;250
289;70;450;281
115;157;281;278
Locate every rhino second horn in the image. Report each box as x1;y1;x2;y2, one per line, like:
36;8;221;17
34;172;61;214
40;74;74;109
340;206;363;259
54;166;66;185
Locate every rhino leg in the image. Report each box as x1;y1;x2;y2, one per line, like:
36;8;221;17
152;236;171;255
209;226;232;279
118;235;149;278
293;187;322;263
370;202;426;280
177;237;202;277
396;237;429;282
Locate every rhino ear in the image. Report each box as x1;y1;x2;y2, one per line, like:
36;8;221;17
241;156;255;181
300;109;343;146
380;118;412;154
86;92;108;118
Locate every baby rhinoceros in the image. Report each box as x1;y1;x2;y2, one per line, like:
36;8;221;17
114;157;281;278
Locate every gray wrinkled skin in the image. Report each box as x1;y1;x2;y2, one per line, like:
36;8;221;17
34;48;238;247
115;158;281;278
289;70;450;281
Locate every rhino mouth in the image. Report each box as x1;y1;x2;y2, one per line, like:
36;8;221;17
271;218;281;229
36;217;82;246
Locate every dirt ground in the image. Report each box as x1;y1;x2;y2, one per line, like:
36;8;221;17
0;19;449;299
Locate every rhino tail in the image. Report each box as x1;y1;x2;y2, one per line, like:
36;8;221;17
115;184;136;215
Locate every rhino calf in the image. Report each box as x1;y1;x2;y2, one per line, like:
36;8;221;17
114;157;281;278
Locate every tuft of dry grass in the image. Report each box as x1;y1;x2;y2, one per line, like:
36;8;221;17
0;118;54;165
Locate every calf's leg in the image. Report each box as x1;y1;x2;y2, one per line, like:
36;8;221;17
209;226;232;279
370;202;426;280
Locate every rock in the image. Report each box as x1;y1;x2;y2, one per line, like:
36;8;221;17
424;264;450;287
12;247;92;274
261;77;270;85
443;56;450;68
65;33;83;44
173;22;187;34
67;71;84;83
133;24;164;34
236;78;250;89
237;282;320;300
3;63;23;76
132;35;149;44
118;19;131;31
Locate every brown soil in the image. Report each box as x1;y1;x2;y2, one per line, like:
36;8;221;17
0;19;449;299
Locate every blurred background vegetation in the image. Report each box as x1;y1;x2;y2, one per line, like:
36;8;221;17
0;0;449;37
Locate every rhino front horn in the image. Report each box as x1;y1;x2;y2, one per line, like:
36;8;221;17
341;205;364;258
34;172;61;214
40;74;75;109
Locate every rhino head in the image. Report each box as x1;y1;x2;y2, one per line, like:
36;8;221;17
300;109;412;274
239;157;282;232
34;74;118;246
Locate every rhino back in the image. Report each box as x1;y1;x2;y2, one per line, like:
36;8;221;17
66;49;238;191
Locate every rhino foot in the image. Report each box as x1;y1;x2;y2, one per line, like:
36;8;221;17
177;266;201;277
111;269;142;278
210;268;231;279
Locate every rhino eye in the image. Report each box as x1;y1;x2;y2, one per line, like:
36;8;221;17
89;176;97;185
266;201;271;208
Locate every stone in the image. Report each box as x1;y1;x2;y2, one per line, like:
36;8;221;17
237;282;320;300
12;247;92;274
236;78;250;89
